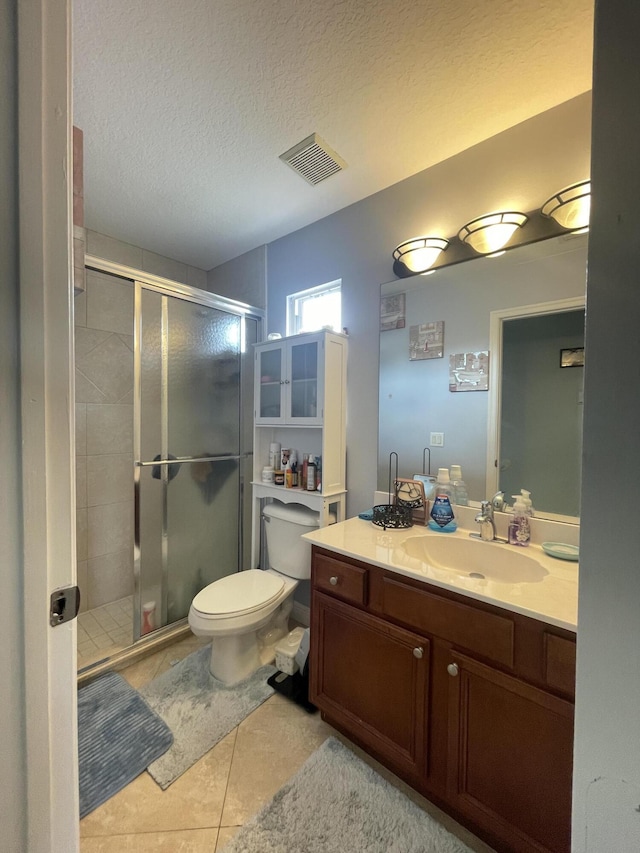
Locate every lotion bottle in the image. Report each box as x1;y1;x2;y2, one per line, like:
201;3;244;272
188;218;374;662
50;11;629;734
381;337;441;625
508;494;531;546
306;455;317;491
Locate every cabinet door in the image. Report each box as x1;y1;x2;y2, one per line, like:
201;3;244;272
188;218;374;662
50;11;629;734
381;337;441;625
255;342;285;423
311;592;429;779
446;651;574;853
287;336;323;425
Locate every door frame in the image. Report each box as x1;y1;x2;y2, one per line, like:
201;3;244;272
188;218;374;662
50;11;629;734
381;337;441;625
18;0;79;849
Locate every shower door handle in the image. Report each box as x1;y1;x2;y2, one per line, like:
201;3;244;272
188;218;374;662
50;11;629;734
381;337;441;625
137;454;242;466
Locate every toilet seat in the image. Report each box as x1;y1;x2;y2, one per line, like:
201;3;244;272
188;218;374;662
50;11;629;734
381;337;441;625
191;569;285;619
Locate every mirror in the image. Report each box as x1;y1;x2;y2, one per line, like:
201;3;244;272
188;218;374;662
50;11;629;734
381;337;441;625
378;232;587;521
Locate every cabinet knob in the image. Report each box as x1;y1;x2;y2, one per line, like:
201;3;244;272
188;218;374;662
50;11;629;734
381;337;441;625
447;663;459;677
329;576;338;586
413;647;423;659
284;379;290;384
279;380;285;385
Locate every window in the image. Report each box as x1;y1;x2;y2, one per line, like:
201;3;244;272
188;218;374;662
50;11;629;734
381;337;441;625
286;280;342;336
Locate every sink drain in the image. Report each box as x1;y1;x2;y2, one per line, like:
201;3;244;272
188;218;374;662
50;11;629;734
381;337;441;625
469;572;485;579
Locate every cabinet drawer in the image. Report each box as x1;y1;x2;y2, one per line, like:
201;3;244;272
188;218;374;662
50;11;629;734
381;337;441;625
314;553;368;606
382;576;514;669
544;633;576;698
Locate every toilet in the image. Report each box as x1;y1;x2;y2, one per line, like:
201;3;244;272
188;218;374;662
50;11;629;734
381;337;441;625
188;502;322;685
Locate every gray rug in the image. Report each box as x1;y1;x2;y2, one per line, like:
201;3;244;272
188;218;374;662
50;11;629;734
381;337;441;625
78;671;173;818
221;737;475;853
140;644;275;789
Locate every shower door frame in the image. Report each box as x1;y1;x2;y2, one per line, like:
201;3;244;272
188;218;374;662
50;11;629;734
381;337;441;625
85;255;264;644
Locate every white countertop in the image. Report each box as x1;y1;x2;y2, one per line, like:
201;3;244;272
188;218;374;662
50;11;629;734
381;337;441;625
303;517;578;632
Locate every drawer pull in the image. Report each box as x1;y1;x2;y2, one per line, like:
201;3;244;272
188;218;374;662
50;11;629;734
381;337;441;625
413;647;424;659
447;662;459;677
329;576;339;586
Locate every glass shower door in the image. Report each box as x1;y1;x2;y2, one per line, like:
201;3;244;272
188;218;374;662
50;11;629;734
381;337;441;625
135;284;244;636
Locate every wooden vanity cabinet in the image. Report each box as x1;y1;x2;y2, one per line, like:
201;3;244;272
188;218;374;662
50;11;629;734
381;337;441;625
309;546;576;853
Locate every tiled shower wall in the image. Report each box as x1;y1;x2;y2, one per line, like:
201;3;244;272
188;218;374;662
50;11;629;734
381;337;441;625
74;269;135;612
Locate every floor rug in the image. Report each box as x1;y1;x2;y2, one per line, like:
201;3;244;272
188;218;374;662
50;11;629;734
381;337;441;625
140;644;275;789
221;737;475;853
77;671;173;818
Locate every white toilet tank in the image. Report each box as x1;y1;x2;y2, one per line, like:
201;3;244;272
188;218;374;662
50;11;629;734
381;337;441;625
262;502;323;580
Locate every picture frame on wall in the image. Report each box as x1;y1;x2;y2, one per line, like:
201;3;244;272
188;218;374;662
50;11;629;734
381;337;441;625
380;293;406;331
449;351;490;391
409;321;444;360
559;347;585;368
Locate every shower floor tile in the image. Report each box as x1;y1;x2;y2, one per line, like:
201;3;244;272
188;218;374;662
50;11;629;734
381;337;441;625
77;596;133;669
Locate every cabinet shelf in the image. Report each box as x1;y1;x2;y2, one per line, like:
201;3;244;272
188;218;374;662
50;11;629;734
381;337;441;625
251;331;348;567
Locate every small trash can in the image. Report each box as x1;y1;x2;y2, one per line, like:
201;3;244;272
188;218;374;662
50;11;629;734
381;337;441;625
275;627;305;675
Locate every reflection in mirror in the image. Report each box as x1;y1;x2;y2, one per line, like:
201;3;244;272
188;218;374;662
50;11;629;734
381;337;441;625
487;303;585;519
378;232;588;521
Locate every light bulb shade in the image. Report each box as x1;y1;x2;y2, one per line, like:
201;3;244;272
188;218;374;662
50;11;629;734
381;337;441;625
541;180;591;231
392;236;449;273
458;212;528;255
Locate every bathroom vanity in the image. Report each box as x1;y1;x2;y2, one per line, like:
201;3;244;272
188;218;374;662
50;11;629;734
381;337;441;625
304;519;578;853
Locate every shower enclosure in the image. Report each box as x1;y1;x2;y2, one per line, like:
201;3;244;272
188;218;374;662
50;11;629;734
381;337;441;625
75;264;261;669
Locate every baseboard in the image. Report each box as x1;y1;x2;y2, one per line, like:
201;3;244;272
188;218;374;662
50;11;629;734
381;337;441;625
292;601;310;627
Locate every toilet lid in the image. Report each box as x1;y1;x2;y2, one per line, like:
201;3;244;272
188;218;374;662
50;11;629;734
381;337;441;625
191;570;285;617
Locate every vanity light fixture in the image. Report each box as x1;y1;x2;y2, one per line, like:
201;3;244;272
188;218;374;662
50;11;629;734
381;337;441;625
458;211;528;256
541;180;591;232
392;236;449;274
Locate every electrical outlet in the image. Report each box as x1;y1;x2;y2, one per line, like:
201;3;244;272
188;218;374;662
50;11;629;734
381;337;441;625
430;432;444;447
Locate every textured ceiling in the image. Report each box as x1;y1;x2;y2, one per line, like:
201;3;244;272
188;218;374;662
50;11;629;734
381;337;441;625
73;0;594;271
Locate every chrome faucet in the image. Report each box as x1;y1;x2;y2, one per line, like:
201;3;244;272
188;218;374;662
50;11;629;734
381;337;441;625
491;490;506;512
474;500;497;541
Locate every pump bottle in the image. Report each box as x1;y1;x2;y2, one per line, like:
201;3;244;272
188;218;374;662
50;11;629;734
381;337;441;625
508;493;532;546
449;464;469;506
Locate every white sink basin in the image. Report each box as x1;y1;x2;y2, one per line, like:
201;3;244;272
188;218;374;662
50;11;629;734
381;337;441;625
400;535;548;584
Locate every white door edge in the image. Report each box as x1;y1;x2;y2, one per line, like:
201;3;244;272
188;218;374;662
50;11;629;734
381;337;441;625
19;0;79;850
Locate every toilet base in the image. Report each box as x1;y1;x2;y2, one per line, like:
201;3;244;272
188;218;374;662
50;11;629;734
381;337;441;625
209;632;262;684
208;598;292;685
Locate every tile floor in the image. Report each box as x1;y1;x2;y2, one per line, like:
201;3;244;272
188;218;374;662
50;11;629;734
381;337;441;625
79;632;495;853
77;596;133;670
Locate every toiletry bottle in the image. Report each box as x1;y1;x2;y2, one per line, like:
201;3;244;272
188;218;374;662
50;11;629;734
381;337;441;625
449;464;469;506
290;451;298;488
301;453;309;489
306;455;317;491
269;442;281;471
520;489;534;516
428;468;457;532
508;494;531;546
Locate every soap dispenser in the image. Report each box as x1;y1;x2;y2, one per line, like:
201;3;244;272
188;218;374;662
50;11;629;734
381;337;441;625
520;489;534;516
450;465;469;506
508;494;531;546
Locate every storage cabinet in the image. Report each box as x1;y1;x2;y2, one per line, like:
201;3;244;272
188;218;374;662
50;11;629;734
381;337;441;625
251;331;347;567
310;547;576;853
313;593;429;779
255;332;326;425
446;651;573;853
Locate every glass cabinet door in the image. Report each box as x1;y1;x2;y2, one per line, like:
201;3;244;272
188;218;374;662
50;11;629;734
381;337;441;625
289;339;319;420
257;345;283;420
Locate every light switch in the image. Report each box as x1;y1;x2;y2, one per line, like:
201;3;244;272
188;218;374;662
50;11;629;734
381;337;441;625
430;432;444;447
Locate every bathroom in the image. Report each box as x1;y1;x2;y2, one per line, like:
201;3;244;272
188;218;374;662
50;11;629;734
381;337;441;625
4;2;640;853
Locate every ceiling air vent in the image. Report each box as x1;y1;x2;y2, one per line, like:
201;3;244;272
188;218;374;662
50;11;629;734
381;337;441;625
279;133;347;186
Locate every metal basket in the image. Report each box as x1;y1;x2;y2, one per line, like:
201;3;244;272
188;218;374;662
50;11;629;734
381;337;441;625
372;503;413;530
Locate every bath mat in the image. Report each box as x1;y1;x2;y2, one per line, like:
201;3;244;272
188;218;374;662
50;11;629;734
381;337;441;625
140;644;275;789
77;671;173;818
221;737;475;853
